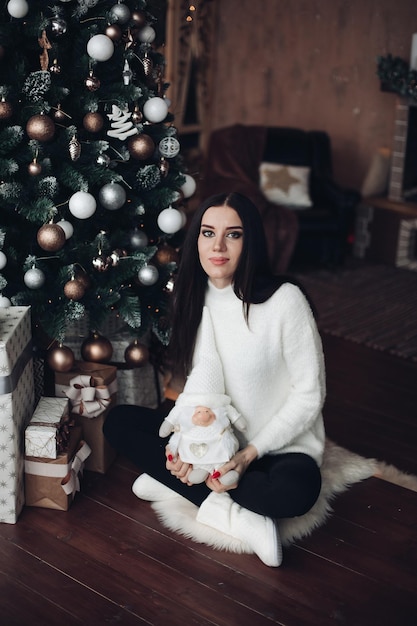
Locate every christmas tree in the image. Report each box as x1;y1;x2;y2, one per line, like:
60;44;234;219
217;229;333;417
0;0;195;371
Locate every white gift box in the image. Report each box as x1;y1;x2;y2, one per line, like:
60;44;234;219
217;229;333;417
25;397;70;459
0;307;35;524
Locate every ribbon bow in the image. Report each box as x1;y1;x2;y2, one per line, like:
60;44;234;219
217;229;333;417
64;374;112;419
61;441;92;497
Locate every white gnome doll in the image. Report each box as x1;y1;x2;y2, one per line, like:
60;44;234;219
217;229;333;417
159;307;246;486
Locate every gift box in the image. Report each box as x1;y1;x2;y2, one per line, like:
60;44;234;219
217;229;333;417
54;362;117;473
0;307;35;524
24;426;91;510
64;319;164;408
25;397;71;459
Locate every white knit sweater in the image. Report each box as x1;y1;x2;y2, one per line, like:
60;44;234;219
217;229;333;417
194;280;326;465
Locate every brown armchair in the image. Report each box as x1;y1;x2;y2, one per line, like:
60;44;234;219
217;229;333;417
201;124;361;271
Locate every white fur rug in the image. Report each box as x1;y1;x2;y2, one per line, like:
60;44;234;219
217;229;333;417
150;440;389;553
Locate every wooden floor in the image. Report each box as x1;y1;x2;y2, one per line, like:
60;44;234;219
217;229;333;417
2;260;417;625
1;450;416;626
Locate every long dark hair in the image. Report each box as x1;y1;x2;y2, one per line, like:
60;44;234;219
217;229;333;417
168;192;305;378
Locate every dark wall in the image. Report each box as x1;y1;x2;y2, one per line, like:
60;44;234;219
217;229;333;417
209;0;417;190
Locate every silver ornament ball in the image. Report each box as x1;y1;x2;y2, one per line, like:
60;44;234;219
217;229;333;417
137;264;159;286
98;183;126;210
51;17;67;36
109;3;131;24
24;267;46;289
128;228;148;250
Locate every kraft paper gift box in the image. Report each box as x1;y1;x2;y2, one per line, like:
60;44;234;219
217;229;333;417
25;396;71;459
24;426;91;511
0;307;35;524
54;362;117;474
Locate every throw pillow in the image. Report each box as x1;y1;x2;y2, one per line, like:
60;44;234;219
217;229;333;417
259;162;313;208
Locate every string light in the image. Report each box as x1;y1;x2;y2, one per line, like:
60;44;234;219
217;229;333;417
186;3;197;22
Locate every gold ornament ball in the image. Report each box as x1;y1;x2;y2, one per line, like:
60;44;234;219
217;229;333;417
124;341;149;368
47;345;75;372
26;114;56;142
83;111;104;133
37;223;66;252
128;134;155;160
63;279;86;301
0;100;13;120
155;243;179;265
28;160;42;176
81;332;113;363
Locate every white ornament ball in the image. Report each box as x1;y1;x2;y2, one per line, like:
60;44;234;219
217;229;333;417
98;183;126;210
157;207;183;234
58;219;74;239
69;191;97;219
143;97;168;123
138;25;156;43
0;251;7;270
87;34;114;62
180;174;197;198
137;264;159;286
0;296;11;307
24;267;46;289
159;136;180;159
7;0;29;18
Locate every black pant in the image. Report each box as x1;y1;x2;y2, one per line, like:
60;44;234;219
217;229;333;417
103;404;322;519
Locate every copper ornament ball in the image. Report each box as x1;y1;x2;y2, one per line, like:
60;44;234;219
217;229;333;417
81;332;113;363
63;278;86;301
0;100;13;120
47;345;75;372
105;23;123;41
127;134;155;160
74;271;91;290
52;105;67;123
37;223;66;252
83;111;104;133
92;254;110;272
28;159;42;176
124;341;149;368
131;10;147;28
155;243;179;265
26;114;55;142
85;73;101;92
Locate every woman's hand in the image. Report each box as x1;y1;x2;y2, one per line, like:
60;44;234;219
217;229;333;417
165;446;193;484
206;444;258;493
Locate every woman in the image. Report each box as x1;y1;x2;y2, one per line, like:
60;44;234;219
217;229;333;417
104;192;325;567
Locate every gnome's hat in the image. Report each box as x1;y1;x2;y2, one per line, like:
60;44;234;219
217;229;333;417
176;306;230;409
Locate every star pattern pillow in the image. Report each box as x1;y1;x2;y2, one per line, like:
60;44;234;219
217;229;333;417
259;162;313;209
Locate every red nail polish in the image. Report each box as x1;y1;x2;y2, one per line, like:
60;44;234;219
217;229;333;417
168;454;173;462
212;471;221;479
